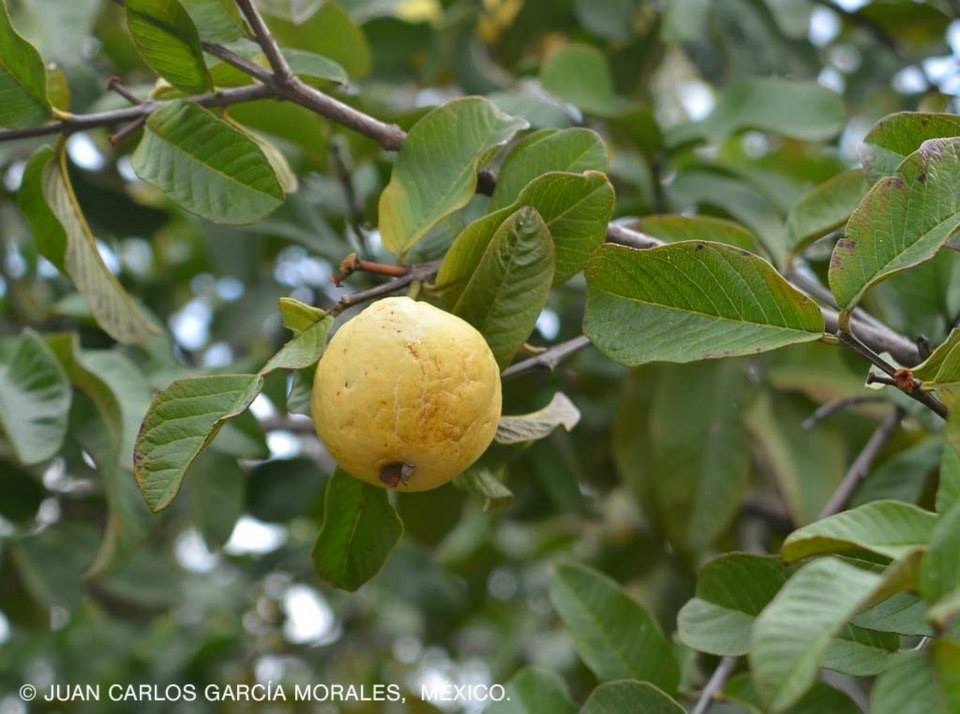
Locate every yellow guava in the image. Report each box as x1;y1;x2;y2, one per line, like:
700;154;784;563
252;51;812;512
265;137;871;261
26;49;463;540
312;297;502;491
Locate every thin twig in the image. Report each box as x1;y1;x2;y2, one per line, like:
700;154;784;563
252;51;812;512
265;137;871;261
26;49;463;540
802;395;887;430
201;41;274;84
333;253;408;285
501;335;592;379
0;83;275;142
818;407;905;519
234;0;295;84
605;223;662;250
108;115;146;147
329;261;441;316
106;76;142;105
692;656;738;714
835;331;947;419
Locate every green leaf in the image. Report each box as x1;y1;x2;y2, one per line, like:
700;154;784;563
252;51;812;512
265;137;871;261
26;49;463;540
0;0;50;128
490;128;608;211
46;333;151;471
861;112;960;182
261;314;332;373
579;681;685;714
854;592;933;636
190;450;245;551
630;214;759;252
646;360;752;549
453;464;513;510
929;588;960;630
126;0;212;94
549;562;679;692
828;138;960;311
931;639;960;710
378;97;527;254
134;373;262;511
939;442;960;514
747;394;846;525
871;650;951;714
10;523;99;611
496;393;580;444
451;206;554;369
18;145;66;271
920;502;960;602
180;0;245;42
43;145;160;345
726;676;862;714
584;242;824;366
781;500;939;562
437;171;613;290
787;170;867;257
311;468;403;591
0;332;70;465
914;329;960;387
668;170;789;264
750;557;881;712
668;79;844;145
678;553;786;656
822;624;899;677
483;668;576;714
133;101;289;224
278;296;329;335
540;43;625;117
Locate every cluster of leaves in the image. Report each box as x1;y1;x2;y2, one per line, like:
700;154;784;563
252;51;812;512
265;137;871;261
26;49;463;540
1;0;960;712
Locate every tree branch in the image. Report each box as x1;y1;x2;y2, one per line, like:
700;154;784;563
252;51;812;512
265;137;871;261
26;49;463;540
692;656;738;714
501;335;592;379
201;40;275;84
234;0;295;84
818;407;904;519
802;394;887;430
0;84;276;142
328;261;441;316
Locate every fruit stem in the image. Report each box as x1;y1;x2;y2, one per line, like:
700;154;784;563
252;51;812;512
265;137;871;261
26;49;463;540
334;253;408;286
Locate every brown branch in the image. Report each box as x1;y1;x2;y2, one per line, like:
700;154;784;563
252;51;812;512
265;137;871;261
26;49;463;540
818;407;905;519
108;115;146;147
201;40;275;84
106;76;142;105
0;83;275;142
501;335;592;380
234;0;295;84
329;260;441;316
333;253;408;285
835;331;947;419
692;656;738;714
802;394;887;430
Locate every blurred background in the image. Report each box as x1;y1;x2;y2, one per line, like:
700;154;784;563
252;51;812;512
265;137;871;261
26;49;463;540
0;0;959;712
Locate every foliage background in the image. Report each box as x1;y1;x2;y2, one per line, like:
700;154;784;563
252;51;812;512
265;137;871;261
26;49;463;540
0;0;959;712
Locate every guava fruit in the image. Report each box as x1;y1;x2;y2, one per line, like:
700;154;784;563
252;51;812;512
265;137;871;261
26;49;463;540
312;297;501;491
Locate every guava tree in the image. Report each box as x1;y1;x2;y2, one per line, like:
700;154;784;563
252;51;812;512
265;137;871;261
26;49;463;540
0;0;959;712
